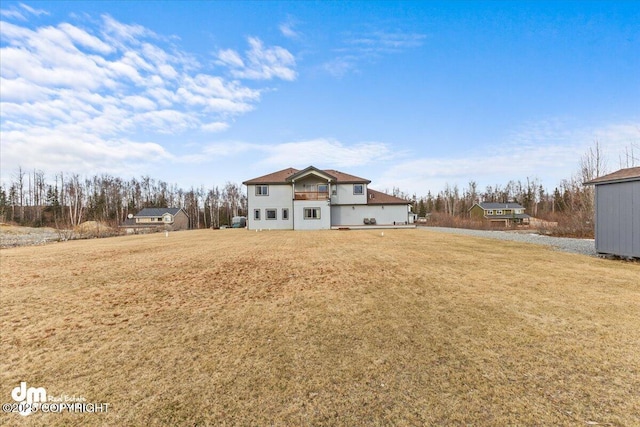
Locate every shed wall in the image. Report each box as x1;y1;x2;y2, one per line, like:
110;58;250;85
595;180;640;257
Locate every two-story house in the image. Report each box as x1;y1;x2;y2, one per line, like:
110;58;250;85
469;202;531;226
242;166;414;230
120;207;189;233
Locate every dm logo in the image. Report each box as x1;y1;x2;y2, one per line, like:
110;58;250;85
11;382;46;416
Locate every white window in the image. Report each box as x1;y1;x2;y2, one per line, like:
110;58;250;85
353;184;364;195
496;210;503;215
163;214;172;223
266;209;277;220
254;209;261;220
487;210;494;215
256;185;268;196
282;208;289;220
318;184;328;193
304;207;321;219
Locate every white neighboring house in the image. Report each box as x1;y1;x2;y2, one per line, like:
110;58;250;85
242;166;415;230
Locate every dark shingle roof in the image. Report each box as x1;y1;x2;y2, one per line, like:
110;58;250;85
583;167;640;185
366;189;410;205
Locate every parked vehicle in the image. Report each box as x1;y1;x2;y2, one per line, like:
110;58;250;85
231;216;247;228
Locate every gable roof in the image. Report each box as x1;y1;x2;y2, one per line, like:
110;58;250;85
243;166;371;185
135;208;184;217
583;167;640;185
286;166;337;182
475;202;525;210
366;188;410;205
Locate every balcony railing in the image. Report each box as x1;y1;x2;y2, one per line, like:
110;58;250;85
294;191;329;200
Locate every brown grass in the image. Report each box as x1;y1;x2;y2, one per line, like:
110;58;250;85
1;229;638;426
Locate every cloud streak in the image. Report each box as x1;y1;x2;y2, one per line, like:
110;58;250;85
0;11;297;178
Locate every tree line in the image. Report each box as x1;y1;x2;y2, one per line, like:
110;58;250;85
0;142;636;235
0;168;246;230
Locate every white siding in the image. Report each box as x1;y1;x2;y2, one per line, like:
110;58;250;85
331;205;409;226
331;183;368;205
246;184;293;230
293;200;331;230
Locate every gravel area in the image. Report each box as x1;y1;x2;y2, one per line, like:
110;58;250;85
424;226;596;257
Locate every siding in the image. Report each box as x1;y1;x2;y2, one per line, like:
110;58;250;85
331;205;409;226
246;184;293;230
595;180;640;257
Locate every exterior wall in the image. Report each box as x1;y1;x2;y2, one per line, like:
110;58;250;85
469;205;485;219
172;210;189;230
331;205;409;226
246;184;293;230
331;183;368;205
293;200;331;230
594;180;640;257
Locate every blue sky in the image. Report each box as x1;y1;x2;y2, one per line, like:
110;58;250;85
1;1;638;196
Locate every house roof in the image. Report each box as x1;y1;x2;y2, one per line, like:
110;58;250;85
475;202;525;210
135;208;183;217
583;167;640;185
366;188;410;205
243;166;371;185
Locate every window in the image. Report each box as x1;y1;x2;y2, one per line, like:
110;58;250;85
496;210;503;215
318;184;328;193
303;207;321;219
254;209;261;220
266;209;277;220
487;210;494;215
282;208;289;220
255;185;268;196
163;214;172;223
353;184;364;195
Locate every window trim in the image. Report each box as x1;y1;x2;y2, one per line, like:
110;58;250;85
265;209;277;220
496;209;503;215
255;185;269;196
254;209;261;220
353;184;364;195
303;207;321;220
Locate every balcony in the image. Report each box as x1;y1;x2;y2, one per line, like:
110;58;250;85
294;191;329;200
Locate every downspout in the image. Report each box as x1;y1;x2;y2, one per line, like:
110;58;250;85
291;179;295;230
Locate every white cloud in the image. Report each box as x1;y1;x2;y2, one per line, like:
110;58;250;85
19;3;49;17
201;122;230;133
0;12;298;180
322;30;426;77
375;120;640;196
258;139;390;168
279;17;301;39
0;3;49;21
218;37;297;81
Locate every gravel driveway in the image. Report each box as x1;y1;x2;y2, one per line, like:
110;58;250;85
423;226;596;257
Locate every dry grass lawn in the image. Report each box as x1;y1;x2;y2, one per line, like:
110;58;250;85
1;229;639;426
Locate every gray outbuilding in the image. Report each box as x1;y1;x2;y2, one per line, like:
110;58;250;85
584;167;640;258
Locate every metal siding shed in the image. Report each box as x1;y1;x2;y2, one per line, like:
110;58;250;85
585;167;640;258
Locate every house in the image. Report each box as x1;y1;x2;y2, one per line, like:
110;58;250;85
584;166;640;258
469;202;531;226
120;207;189;233
242;166;415;230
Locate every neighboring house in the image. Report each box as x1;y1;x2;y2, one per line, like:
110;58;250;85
242;166;414;230
120;207;189;233
469;202;531;226
584;166;640;258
